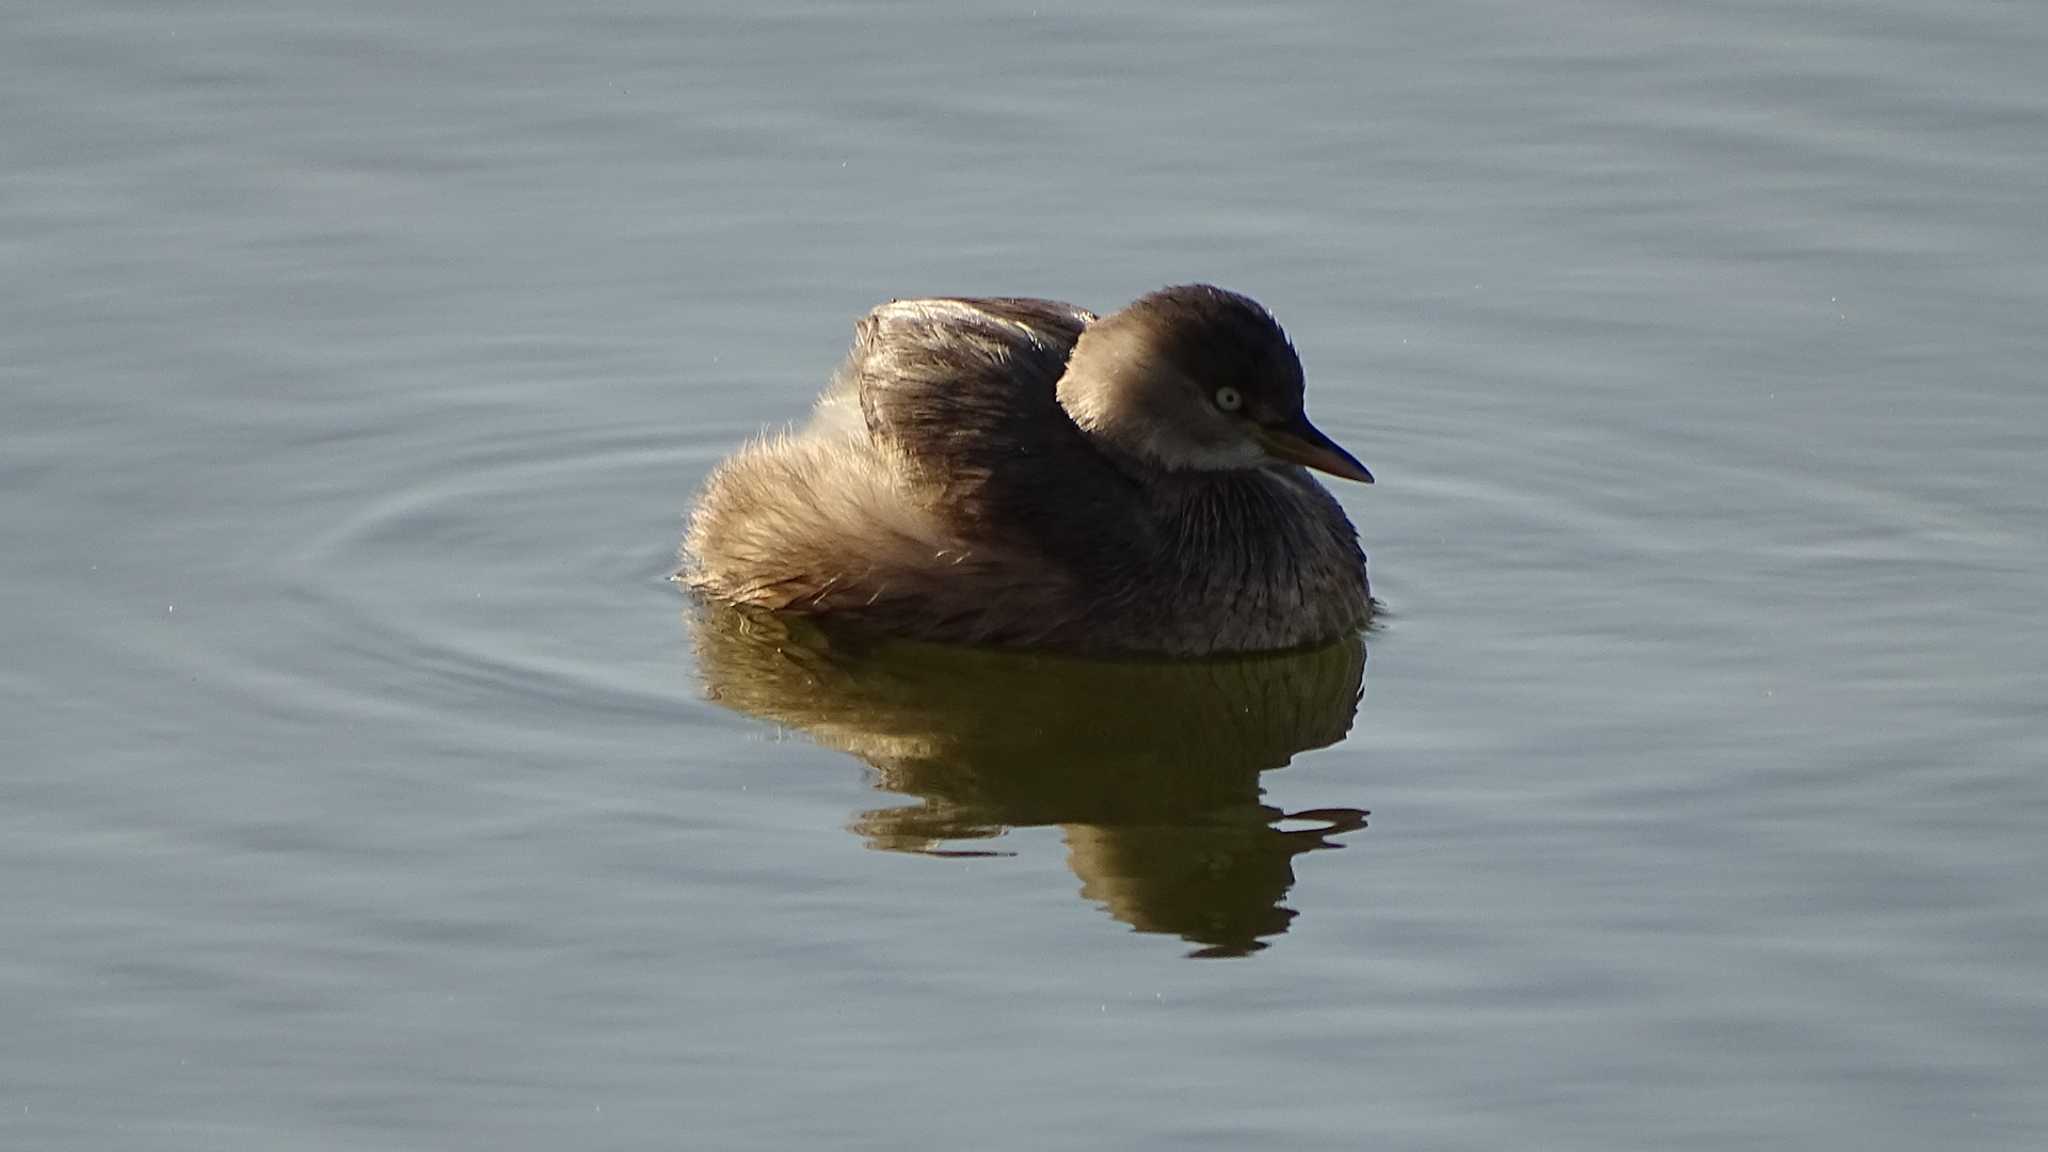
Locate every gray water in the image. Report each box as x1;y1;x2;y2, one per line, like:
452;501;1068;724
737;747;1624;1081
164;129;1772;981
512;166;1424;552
6;1;2046;1148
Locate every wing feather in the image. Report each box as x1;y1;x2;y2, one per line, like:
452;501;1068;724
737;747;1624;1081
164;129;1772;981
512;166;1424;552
846;297;1144;562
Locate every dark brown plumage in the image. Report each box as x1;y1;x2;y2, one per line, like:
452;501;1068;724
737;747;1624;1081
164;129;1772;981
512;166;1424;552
680;285;1374;655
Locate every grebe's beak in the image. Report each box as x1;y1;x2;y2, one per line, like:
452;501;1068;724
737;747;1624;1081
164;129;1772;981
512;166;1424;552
1256;413;1374;483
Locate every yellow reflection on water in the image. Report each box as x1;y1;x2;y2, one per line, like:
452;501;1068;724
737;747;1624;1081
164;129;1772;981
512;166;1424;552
689;606;1371;957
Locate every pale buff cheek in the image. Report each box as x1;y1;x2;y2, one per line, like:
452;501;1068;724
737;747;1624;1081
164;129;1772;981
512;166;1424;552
1135;426;1268;471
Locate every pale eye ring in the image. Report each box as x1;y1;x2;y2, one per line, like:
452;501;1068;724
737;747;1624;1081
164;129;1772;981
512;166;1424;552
1214;386;1243;412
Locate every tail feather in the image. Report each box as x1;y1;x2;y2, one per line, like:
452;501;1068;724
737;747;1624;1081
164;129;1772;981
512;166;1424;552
683;432;952;614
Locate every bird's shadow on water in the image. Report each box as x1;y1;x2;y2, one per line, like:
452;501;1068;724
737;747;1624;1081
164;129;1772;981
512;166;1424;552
685;603;1373;958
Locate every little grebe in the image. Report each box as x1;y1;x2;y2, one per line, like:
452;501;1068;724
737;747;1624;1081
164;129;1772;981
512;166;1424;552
681;285;1373;655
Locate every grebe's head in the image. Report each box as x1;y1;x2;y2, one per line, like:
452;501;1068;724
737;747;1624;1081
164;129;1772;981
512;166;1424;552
1057;284;1372;483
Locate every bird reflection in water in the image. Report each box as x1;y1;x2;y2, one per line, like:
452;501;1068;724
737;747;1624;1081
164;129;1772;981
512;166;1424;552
688;605;1371;957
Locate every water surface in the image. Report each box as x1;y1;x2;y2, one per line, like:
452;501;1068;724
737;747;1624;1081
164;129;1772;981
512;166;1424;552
5;1;2045;1148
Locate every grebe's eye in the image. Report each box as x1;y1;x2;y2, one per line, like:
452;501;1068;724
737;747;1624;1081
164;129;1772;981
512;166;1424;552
1214;386;1243;412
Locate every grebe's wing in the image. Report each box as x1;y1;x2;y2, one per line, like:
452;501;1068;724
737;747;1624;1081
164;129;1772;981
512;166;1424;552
845;297;1145;558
